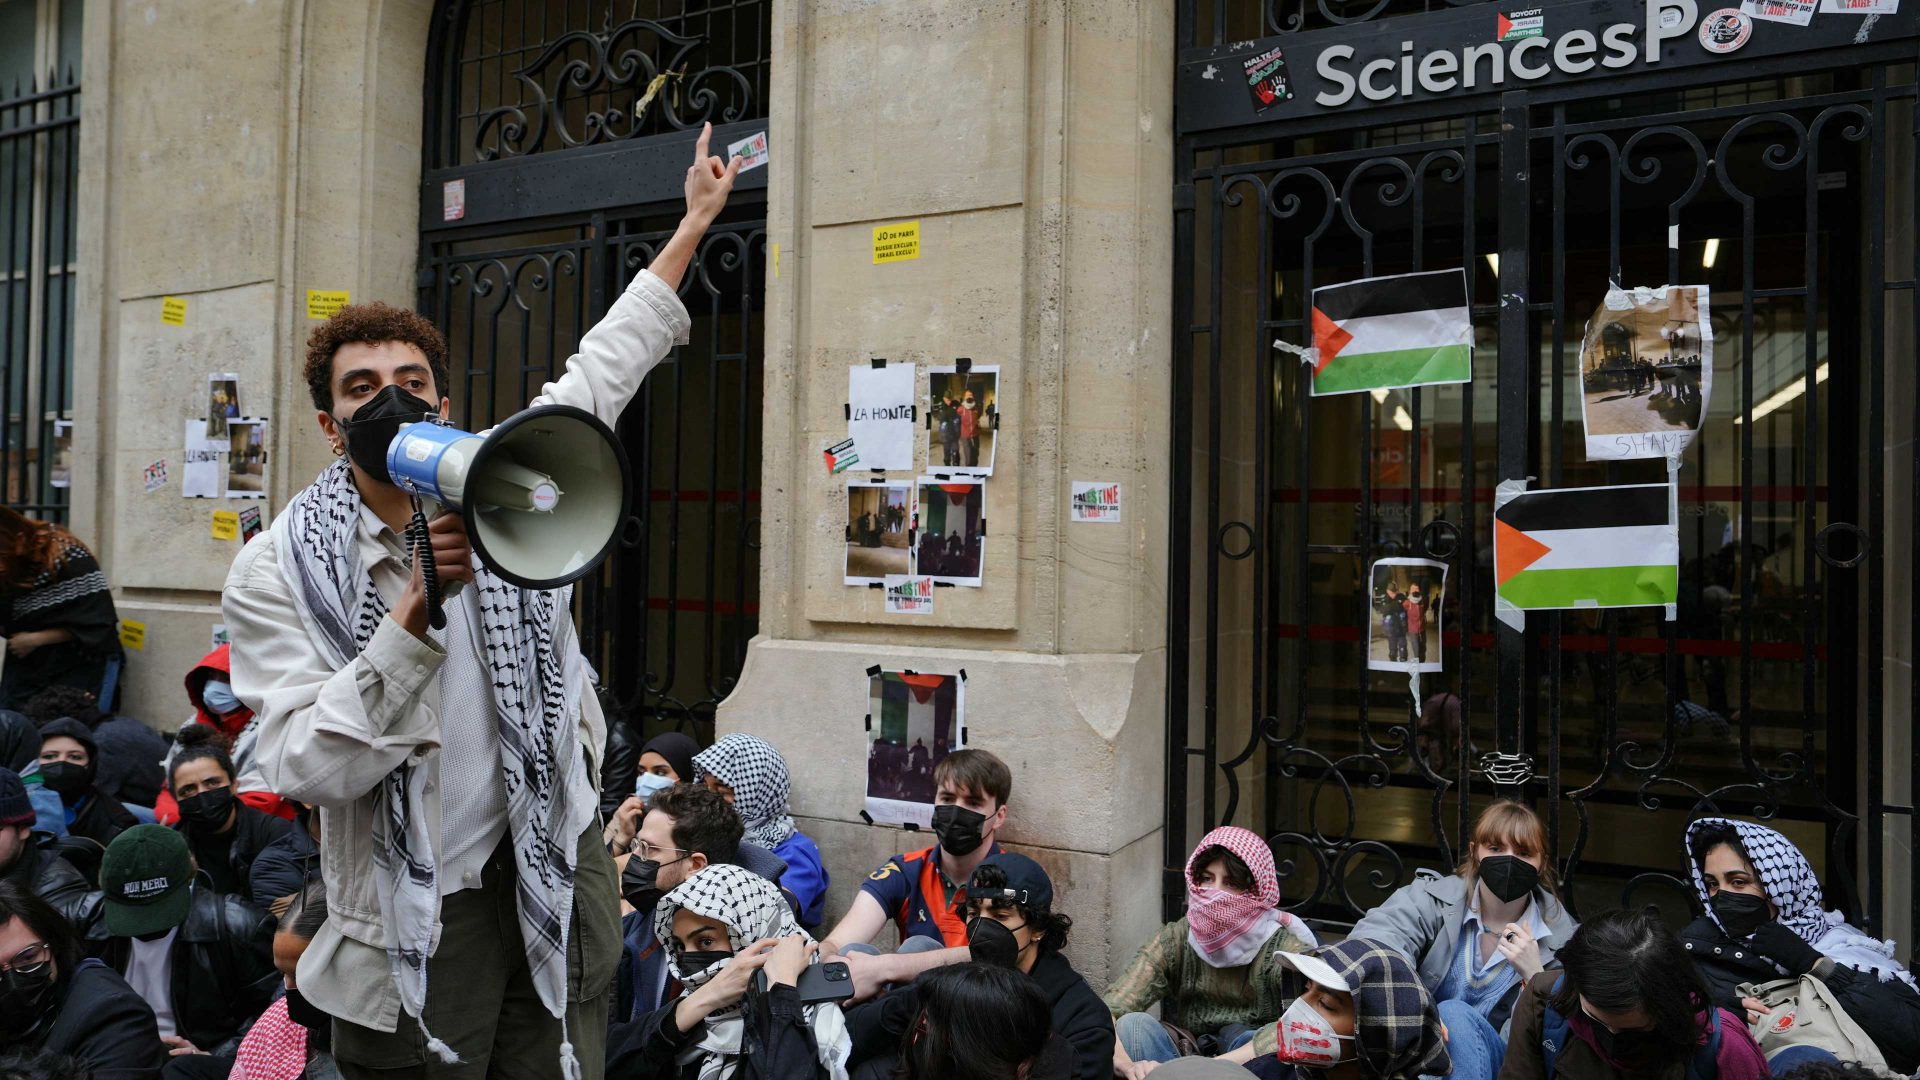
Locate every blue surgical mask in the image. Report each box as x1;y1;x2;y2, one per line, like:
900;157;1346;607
635;772;676;803
201;679;242;716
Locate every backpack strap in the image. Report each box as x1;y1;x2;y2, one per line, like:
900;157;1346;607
1685;1006;1721;1080
1539;973;1569;1080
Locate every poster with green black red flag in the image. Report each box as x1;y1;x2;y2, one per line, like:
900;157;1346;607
1493;479;1678;630
1305;268;1473;396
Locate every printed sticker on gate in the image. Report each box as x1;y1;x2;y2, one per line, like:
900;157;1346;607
1241;46;1291;113
1497;8;1545;38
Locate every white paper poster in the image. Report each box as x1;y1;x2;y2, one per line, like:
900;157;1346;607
182;420;223;499
1818;0;1895;11
1578;285;1713;462
1070;481;1123;523
1742;0;1816;23
865;670;965;828
847;363;916;472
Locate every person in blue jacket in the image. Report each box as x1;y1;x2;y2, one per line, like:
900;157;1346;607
693;733;829;929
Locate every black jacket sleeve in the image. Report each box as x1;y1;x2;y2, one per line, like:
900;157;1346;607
246;829;314;909
1822;964;1920;1075
745;984;831;1080
607;998;701;1078
1056;979;1118;1080
46;966;165;1080
844;983;920;1070
600;714;641;819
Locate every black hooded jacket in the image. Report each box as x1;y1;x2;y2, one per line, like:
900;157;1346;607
37;717;137;848
82;886;278;1052
0;839;91;925
24;959;165;1079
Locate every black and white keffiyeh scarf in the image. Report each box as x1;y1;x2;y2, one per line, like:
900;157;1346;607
1688;816;1919;990
693;733;796;851
272;460;591;1070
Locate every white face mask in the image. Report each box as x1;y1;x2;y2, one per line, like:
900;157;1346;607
1275;996;1356;1068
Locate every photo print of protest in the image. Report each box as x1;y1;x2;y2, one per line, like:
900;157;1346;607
865;669;965;827
844;479;913;584
1367;557;1446;674
914;479;985;586
206;373;240;439
1578;284;1713;460
224;419;269;498
926;364;999;475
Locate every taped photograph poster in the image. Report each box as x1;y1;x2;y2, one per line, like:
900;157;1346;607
926;364;999;476
915;479;985;587
1493;479;1678;630
865;670;964;828
207;373;240;439
847;362;916;471
1300;269;1473;396
224;419;269;499
1578;285;1712;461
1368;558;1446;674
845;479;913;585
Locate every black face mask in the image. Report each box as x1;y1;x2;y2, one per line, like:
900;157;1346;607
620;856;684;911
966;915;1026;970
283;985;330;1032
1711;890;1772;939
1478;854;1541;904
36;761;89;801
678;950;733;978
1591;1026;1669;1069
931;804;990;857
338;385;437;486
177;787;237;832
0;962;57;1039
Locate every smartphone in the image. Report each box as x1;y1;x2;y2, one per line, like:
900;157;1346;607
795;960;855;1005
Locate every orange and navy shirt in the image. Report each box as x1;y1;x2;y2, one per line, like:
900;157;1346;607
858;842;1003;947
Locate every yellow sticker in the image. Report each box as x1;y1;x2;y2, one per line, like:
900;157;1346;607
161;296;187;326
306;289;351;320
872;221;920;265
772;241;780;279
119;620;146;651
211;509;240;541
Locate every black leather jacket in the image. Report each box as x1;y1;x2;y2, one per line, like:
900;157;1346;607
81;887;278;1052
1;840;92;925
600;712;643;819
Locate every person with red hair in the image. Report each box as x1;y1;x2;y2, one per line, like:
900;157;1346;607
0;508;120;709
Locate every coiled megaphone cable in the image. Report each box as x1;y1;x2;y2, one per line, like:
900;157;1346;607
405;496;447;631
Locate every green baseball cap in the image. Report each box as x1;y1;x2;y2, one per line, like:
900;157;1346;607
100;825;193;937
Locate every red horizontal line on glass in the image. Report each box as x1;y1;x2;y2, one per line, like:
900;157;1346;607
1270;623;1822;661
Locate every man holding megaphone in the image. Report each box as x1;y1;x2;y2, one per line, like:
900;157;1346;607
219;124;741;1079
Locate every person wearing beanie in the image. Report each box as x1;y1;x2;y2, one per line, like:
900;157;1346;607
0;771;88;925
82;825;277;1056
34;717;136;848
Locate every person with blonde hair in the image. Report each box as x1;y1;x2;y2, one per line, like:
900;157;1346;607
1347;800;1578;1080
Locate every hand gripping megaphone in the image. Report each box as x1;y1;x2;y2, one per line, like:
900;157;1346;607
385;404;630;627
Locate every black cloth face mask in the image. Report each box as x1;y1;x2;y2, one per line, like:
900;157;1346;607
283;985;331;1032
1711;890;1772;939
0;962;57;1039
967;915;1027;970
177;787;237;832
678;950;733;978
619;854;690;911
1478;854;1541;904
337;385;437;486
36;761;89;802
931;804;989;856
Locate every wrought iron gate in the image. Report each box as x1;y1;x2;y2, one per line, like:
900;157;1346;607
1167;4;1917;943
420;0;769;738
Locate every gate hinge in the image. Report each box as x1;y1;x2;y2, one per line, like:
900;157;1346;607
1172;183;1196;212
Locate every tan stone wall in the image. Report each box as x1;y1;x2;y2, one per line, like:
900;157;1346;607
726;0;1175;985
71;0;429;724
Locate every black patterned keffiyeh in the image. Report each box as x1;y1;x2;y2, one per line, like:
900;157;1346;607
694;733;797;851
271;460;591;1072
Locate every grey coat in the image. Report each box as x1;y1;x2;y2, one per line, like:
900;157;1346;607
1348;869;1579;1030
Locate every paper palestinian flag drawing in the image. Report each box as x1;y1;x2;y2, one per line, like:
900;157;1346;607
1304;269;1473;396
1493;481;1677;628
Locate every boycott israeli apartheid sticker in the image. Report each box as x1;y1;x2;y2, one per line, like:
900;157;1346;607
1496;8;1544;39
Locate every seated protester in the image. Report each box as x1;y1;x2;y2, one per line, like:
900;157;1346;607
23;687;166;812
695;733;830;930
1224;939;1452;1080
35;718;137;848
1108;827;1316;1074
155;647;292;827
83;825;278;1058
822;749;1014;996
0;878;165;1080
0;772;89;924
637;731;700;805
1682;817;1920;1075
964;852;1113;1080
1497;907;1768;1080
884;962;1071;1080
246;803;320;918
166;728;291;905
609;782;788;1033
606;863;853;1079
1349;798;1577;1072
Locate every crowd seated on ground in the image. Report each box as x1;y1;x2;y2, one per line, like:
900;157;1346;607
6;700;1919;1080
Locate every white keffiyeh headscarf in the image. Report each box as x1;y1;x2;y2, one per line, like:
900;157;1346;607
693;734;797;851
1688;816;1919;990
653;864;850;1080
272;461;593;1073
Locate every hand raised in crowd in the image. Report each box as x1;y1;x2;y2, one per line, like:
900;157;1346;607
763;934;815;988
1495;921;1544;980
604;795;647;854
684;122;740;228
676;938;777;1032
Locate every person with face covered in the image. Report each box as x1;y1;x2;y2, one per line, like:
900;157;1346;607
1499;908;1767;1080
0;878;164;1080
965;853;1113;1080
1346;800;1577;1080
166;729;291;906
695;733;829;929
606;862;853;1079
35;717;137;849
1107;827;1317;1076
604;732;704;855
1215;939;1451;1080
156;645;295;828
224;127;738;1078
1681;817;1920;1074
23;686;166;813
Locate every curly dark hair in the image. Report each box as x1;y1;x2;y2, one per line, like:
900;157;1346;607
1189;845;1256;892
303;302;450;413
965;863;1073;956
169;724;236;793
22;686;101;730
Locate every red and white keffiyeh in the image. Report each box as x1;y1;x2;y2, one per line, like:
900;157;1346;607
1186;826;1290;967
228;996;307;1080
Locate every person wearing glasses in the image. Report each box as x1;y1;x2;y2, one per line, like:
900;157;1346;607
0;878;165;1079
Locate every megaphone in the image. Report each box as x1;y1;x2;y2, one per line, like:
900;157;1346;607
384;404;630;609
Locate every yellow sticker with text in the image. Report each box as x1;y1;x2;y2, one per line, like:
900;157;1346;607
772;241;780;279
211;509;240;541
161;296;187;326
119;620;146;651
872;222;920;265
306;289;350;320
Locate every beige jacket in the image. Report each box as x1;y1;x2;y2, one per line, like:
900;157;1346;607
222;269;690;1030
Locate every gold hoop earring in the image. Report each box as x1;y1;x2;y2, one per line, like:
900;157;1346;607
331;442;345;457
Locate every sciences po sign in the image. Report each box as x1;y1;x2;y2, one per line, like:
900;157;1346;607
1178;0;1917;129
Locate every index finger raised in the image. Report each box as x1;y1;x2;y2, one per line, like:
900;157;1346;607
694;121;712;164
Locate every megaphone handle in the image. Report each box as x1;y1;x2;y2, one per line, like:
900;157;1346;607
405;502;448;632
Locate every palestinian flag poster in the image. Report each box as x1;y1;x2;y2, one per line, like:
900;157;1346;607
1307;269;1473;396
1494;481;1678;627
865;670;965;828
